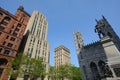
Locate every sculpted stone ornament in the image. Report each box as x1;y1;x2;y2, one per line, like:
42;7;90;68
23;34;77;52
104;64;113;77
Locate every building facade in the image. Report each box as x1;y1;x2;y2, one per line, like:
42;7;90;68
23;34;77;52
0;6;30;80
54;45;71;68
74;16;120;80
17;11;50;80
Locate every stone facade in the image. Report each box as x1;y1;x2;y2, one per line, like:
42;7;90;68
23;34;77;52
74;16;120;80
17;11;50;80
54;45;71;80
54;45;71;68
0;6;30;80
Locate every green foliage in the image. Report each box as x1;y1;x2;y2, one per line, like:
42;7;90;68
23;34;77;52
48;66;59;80
57;65;71;80
9;53;45;80
7;53;23;79
48;65;82;80
12;53;23;70
70;66;82;80
10;70;19;79
27;58;45;79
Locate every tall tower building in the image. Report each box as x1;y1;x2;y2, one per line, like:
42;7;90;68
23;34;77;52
73;32;84;67
54;45;71;68
0;6;30;80
18;11;50;80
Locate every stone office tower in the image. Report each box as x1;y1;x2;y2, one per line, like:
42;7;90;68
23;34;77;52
54;46;71;80
74;16;120;80
18;11;50;80
54;45;71;68
0;6;30;80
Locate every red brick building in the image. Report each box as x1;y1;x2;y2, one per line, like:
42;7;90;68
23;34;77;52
0;6;30;80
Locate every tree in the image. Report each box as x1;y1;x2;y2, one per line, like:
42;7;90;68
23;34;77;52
27;58;45;80
8;53;45;80
48;66;57;80
48;65;82;80
57;65;71;80
70;65;82;80
8;53;23;80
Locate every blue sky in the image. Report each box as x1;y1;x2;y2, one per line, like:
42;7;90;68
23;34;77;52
1;0;120;66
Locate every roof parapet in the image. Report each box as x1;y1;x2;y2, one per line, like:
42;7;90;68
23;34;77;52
84;41;100;49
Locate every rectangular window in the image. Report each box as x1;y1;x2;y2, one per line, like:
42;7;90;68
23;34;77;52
11;51;14;56
27;48;30;52
7;43;13;47
0;32;2;36
0;26;5;31
6;36;9;39
15;28;20;32
2;41;6;45
16;39;19;43
10;37;15;41
0;13;3;17
4;50;10;55
33;38;35;42
14;45;17;49
0;48;2;52
13;32;17;36
0;68;3;77
17;23;21;27
1;21;8;26
9;30;12;34
31;48;33;54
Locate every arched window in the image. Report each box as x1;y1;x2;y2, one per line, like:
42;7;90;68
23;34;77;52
0;58;8;66
4;16;11;21
90;62;100;80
